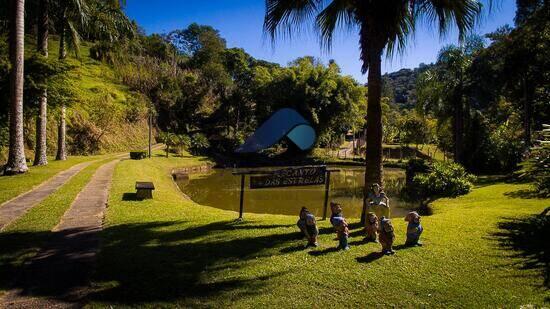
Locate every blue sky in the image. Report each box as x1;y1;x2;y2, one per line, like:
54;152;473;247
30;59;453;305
125;0;516;82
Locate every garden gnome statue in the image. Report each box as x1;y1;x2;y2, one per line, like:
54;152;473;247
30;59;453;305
304;209;319;247
331;215;350;250
379;216;395;255
364;212;379;242
404;211;423;246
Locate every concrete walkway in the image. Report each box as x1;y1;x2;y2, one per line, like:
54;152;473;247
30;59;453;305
0;161;94;231
2;159;121;308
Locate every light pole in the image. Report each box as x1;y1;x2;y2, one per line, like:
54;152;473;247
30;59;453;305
148;106;152;158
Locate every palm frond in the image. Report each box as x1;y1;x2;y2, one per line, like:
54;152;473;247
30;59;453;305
385;3;415;60
66;20;82;59
316;0;356;51
87;1;134;42
68;0;90;26
263;0;322;43
413;0;483;41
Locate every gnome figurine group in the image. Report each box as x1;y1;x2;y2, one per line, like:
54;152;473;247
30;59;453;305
296;201;424;255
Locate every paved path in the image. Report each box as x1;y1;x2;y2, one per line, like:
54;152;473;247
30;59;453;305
0;161;94;231
2;159;121;308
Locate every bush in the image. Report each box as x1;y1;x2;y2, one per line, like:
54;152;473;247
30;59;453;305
68;113;102;155
405;158;431;187
189;133;210;155
130;151;147;160
408;161;476;203
175;134;191;156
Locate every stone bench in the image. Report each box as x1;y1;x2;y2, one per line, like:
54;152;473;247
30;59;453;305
135;182;155;200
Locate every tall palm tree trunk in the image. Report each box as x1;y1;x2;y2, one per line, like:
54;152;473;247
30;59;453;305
59;7;67;60
56;105;67;160
362;46;384;224
4;0;28;175
34;0;49;166
56;6;67;160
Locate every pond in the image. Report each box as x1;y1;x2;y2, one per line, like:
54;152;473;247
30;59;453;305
176;166;415;219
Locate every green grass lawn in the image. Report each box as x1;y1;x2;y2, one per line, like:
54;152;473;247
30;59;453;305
88;152;549;307
0;155;105;205
0;157;115;296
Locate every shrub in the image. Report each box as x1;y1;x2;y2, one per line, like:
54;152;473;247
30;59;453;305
405;158;431;186
189;133;210;155
175;134;191;156
157;132;178;157
130;151;147;160
90;42;116;64
409;161;476;203
68;113;102;155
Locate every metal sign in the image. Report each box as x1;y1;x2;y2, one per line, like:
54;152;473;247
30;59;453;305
249;166;326;189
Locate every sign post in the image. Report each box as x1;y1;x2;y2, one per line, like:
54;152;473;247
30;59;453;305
238;174;245;220
322;171;331;220
233;166;339;220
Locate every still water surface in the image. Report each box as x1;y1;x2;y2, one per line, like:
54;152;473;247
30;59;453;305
176;166;414;218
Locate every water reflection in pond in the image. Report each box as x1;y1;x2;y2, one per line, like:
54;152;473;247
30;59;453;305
176;166;415;218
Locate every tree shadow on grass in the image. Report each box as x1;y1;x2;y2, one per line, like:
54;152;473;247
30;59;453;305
473;175;510;188
308;247;340;256
0;230;52;293
1;225;129;305
503;189;543;199
355;252;385;264
0;220;298;306
89;220;300;305
490;210;549;291
348;238;371;246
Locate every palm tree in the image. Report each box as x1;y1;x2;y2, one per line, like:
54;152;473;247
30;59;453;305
56;0;87;60
54;0;87;160
53;0;130;160
264;0;484;223
85;0;134;43
417;37;484;164
4;0;28;175
34;0;49;166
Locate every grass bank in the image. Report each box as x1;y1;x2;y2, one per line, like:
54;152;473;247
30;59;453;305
89;152;549;307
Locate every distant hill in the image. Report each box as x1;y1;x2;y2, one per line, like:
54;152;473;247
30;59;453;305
382;63;433;109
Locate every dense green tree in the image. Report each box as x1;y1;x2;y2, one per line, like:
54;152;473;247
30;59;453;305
519;124;550;197
401;111;429;148
515;0;544;25
471;4;549;148
417;36;484;164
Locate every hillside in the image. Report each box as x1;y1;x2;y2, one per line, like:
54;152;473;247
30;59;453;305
0;37;150;163
382;63;433;108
